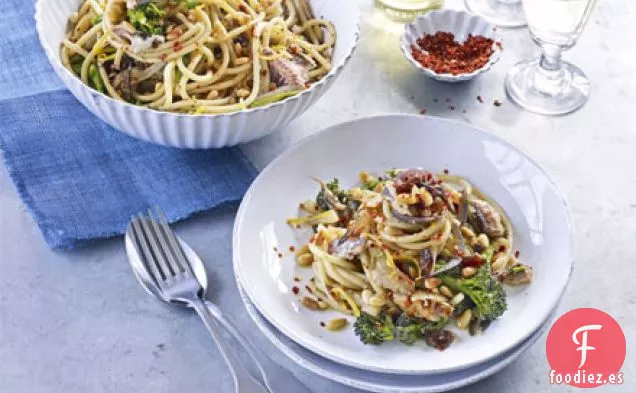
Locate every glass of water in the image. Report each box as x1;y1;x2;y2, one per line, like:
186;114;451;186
505;0;599;115
464;0;526;27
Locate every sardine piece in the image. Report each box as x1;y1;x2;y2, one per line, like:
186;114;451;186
366;252;415;296
269;56;310;89
472;199;505;237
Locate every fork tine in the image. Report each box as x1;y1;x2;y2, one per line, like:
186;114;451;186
130;217;164;284
156;207;195;276
149;207;187;276
139;212;174;279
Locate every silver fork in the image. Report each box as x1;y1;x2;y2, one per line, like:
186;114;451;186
129;209;269;393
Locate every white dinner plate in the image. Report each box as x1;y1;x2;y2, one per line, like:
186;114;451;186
237;279;558;393
233;115;573;374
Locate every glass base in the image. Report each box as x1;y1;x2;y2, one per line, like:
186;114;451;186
464;0;526;27
505;58;590;115
375;0;444;21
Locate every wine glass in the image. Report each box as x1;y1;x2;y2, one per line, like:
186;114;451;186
464;0;526;27
505;0;599;115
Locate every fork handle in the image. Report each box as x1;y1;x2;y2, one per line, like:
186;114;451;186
205;301;310;393
191;299;270;393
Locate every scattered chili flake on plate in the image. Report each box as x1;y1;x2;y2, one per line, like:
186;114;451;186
477;95;484;103
289;245;296;252
493;99;503;107
411;32;495;75
292;286;300;295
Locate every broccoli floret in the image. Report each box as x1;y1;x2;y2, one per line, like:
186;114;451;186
395;314;448;345
439;264;507;325
127;1;165;36
353;312;395;345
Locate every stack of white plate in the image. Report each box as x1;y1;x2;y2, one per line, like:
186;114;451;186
233;115;574;392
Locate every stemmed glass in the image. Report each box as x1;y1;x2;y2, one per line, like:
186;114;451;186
505;0;599;115
465;0;526;27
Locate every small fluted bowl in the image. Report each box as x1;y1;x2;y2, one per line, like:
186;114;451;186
35;0;360;148
400;10;502;83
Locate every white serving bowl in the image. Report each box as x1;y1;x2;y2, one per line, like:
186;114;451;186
400;9;501;83
35;0;360;148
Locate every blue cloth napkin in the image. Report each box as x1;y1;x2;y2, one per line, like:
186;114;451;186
0;0;257;249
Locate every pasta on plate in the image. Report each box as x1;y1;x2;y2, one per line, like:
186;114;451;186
288;169;534;350
61;0;336;114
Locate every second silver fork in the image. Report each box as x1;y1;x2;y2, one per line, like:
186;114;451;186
128;210;269;393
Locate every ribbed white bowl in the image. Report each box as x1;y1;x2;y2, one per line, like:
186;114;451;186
35;0;360;148
400;10;501;83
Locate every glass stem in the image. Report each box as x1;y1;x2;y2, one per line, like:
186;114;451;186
533;44;567;95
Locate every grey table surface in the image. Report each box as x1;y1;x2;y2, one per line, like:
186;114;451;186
1;0;634;392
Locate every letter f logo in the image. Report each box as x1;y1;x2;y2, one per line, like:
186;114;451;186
572;324;602;368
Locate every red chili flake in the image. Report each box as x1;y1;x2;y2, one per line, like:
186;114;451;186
289;246;296;252
292;286;300;295
260;69;267;76
515;250;520;258
498;245;506;252
320;321;325;327
443;168;449;174
462;255;486;268
305;285;313;293
448;105;455;110
420;108;427;115
173;41;183;52
238;4;248;12
411;32;495;75
477;95;484;103
495;41;503;50
493;99;503;107
160;54;168;61
278;253;284;258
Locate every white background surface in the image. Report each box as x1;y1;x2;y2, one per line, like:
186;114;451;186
1;0;634;392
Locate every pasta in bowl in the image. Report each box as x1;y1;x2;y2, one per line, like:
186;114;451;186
36;0;359;147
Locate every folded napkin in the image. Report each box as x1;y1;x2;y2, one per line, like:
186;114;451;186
0;0;257;249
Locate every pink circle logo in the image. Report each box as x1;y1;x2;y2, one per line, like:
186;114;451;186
546;308;626;387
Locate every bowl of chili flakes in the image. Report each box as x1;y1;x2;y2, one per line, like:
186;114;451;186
400;10;502;82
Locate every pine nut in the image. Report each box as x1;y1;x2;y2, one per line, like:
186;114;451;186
491;256;507;273
456;309;472;330
461;267;477;278
450;292;465;306
420;190;434;207
439;285;454;299
326;318;348;331
461;226;476;239
301;297;319;310
425;277;442;289
296;253;313;267
475;233;490;249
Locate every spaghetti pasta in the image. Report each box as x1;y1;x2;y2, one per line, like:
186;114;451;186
62;0;336;114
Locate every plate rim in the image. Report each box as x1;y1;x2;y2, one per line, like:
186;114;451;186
236;273;561;393
233;114;575;374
